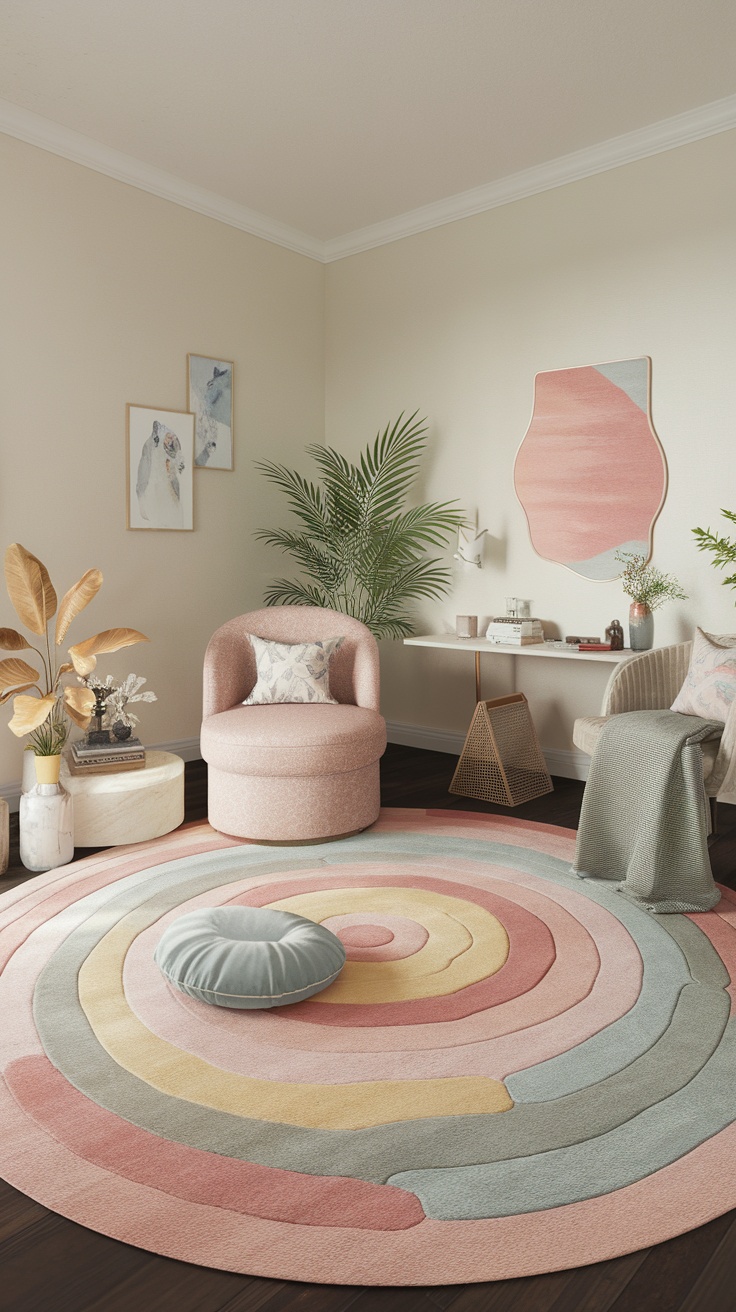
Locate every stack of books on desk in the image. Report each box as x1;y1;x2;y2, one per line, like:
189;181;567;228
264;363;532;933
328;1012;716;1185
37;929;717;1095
69;737;146;775
485;617;544;646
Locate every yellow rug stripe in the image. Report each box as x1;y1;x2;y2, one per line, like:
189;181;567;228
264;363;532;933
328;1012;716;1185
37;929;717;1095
267;886;508;1003
77;912;512;1129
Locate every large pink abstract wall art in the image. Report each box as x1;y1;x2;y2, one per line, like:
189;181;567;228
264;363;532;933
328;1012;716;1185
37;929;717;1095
514;358;667;581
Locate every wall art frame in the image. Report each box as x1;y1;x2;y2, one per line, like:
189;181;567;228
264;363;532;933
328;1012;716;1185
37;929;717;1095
513;356;668;582
126;404;194;532
187;353;234;470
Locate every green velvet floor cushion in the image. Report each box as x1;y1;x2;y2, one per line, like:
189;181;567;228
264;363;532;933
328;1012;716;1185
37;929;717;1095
154;906;346;1009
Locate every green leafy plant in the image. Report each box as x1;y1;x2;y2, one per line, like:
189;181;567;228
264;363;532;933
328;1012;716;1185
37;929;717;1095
615;551;688;611
256;413;465;639
693;509;736;595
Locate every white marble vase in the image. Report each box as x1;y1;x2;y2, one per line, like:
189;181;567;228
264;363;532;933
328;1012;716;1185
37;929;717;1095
19;763;74;873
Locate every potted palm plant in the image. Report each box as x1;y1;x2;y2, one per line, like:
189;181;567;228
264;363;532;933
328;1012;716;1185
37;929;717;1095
1;543;148;870
256;413;466;638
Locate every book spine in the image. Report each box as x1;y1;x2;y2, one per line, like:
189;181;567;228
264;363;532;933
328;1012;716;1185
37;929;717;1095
486;636;544;646
72;754;145;767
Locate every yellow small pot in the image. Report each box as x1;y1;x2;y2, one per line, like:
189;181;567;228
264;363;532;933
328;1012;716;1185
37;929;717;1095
34;754;62;786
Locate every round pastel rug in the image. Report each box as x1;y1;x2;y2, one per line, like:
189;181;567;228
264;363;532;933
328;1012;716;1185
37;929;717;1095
1;808;735;1286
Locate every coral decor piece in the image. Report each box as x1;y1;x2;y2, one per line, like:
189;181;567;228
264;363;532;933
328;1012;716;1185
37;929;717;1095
514;358;667;581
1;810;736;1284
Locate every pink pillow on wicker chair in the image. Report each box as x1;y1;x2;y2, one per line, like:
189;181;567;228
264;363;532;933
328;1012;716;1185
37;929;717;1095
671;628;736;722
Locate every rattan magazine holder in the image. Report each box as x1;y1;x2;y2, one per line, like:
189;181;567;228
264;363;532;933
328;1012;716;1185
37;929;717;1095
449;692;553;807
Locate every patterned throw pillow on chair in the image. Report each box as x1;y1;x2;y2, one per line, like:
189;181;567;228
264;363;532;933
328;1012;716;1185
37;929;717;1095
671;628;736;722
243;634;344;705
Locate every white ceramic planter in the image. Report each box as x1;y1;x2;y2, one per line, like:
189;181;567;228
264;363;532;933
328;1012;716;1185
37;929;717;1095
19;756;74;873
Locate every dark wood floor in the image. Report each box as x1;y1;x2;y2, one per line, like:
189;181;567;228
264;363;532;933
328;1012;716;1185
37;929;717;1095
1;744;735;1312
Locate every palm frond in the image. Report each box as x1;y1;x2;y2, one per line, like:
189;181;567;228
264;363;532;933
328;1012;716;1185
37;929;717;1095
262;579;333;609
358;412;430;522
256;413;462;636
258;533;346;593
255;462;331;540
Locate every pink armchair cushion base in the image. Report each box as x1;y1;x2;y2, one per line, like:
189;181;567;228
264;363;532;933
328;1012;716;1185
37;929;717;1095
206;762;380;842
201;703;386;778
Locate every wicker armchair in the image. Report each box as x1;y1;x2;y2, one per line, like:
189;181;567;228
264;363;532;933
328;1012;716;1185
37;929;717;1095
573;637;736;813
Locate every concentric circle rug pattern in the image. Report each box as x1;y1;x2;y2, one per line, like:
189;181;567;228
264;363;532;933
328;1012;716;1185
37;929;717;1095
1;808;736;1286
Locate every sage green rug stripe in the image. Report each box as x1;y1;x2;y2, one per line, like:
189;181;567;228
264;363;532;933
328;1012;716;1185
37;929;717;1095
390;1019;736;1219
30;833;727;1186
508;911;727;1100
2;812;735;1285
47;834;701;1122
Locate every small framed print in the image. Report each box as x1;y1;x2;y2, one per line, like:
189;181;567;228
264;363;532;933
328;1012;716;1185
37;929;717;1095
126;405;194;531
187;354;234;470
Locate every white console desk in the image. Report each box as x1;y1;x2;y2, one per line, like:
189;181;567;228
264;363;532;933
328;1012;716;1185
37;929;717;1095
403;634;633;703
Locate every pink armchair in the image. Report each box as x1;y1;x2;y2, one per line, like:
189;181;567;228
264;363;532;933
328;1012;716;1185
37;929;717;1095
200;607;386;842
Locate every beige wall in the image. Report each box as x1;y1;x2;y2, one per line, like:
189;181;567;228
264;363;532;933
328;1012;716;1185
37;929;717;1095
0;134;324;792
325;131;736;764
3;127;735;793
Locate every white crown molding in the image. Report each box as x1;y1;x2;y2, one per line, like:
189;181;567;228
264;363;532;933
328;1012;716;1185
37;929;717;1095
323;92;736;261
0;98;324;262
2;93;736;265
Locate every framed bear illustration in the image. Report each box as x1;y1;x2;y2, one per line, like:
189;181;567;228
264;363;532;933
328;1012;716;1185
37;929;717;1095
126;404;194;531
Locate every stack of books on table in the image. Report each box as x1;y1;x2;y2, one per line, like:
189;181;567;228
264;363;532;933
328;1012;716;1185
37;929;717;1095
485;617;545;646
69;737;146;775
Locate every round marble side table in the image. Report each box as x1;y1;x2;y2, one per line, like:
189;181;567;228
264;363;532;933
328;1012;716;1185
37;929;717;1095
59;750;185;847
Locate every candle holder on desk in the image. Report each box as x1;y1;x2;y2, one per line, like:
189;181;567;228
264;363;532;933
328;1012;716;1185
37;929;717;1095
455;615;478;639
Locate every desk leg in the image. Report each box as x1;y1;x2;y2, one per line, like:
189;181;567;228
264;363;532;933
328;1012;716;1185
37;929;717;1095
475;651;481;704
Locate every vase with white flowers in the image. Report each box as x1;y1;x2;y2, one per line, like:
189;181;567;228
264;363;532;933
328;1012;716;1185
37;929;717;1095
615;550;688;651
0;543;148;870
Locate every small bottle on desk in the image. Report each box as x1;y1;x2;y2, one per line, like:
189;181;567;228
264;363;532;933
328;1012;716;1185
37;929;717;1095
605;619;625;651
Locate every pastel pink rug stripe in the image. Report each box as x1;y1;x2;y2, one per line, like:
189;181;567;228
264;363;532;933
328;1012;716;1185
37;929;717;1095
278;875;552;1026
0;829;240;974
0;821;231;921
339;925;395;948
376;810;576;860
0;1063;734;1284
6;1054;424;1231
688;908;736;1013
155;864;636;1067
321;914;429;961
122;865;637;1081
124;864;556;1026
425;809;577;840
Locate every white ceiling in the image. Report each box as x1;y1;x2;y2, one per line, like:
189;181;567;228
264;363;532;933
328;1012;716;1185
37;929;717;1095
2;0;736;252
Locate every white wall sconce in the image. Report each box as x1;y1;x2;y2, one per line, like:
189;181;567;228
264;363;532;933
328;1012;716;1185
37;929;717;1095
454;513;487;568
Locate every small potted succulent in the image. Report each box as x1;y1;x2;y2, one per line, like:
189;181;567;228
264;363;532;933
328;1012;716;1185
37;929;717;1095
615;551;688;651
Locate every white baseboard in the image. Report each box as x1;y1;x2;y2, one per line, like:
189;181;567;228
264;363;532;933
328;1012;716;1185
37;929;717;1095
385;720;467;756
0;729;589;813
385;720;590;782
0;736;202;813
